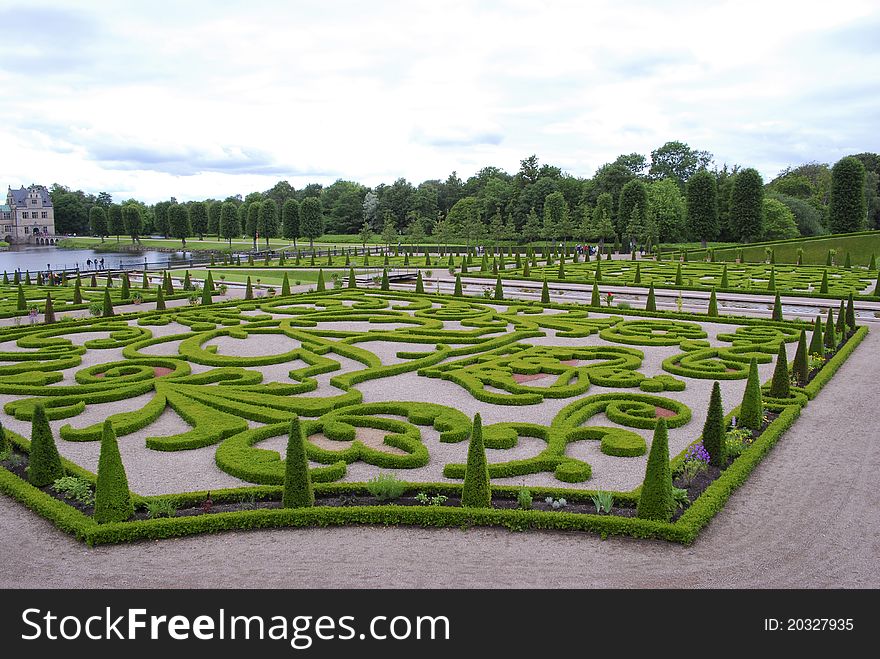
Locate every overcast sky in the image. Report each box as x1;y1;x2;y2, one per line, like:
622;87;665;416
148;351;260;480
1;0;878;203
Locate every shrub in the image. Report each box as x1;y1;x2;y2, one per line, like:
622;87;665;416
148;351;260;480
94;419;134;523
769;341;790;399
0;420;9;459
645;283;656;311
636;418;673;522
493;275;503;300
846;293;856;330
380;268;389;291
461;413;491;508
146;498;177;519
282;416;314;508
102;288;114;317
792;329;809;386
724;427;753;457
415;271;425;294
541;279;550;304
772;293;782;321
454;274;463;297
27;405;65;487
44;291;55;323
707;288;718;316
824;308;836;349
590;282;600;307
245;276;253;300
808;315;824;357
317;269;326;292
701;382;726;467
366;473;407;501
51;476;94;506
738;358;763;430
155;284;166;310
517;487;533;510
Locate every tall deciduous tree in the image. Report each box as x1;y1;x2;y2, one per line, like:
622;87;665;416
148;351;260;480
729;168;764;242
207;201;222;237
649;140;713;189
647;179;685;243
219;201;240;247
188;201;208;240
167;203;191;248
121;204;142;243
542;191;571;242
282;198;300;247
107;204;124;242
246;201;261;250
828;156;867;233
89;206;108;241
259;198;279;248
300;197;324;248
618;179;648;243
685;170;719;247
761;198;799;240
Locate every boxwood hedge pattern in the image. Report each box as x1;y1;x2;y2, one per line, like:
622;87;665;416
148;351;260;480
0;285;863;545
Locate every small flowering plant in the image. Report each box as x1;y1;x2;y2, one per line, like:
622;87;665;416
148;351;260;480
678;442;710;486
604;291;615;307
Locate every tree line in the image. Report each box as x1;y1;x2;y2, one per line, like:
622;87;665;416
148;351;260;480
49;142;880;248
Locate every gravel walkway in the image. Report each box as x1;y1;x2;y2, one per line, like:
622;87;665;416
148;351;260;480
1;329;876;588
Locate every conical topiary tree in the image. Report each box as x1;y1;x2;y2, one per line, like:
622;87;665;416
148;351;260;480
94;419;134;523
454;274;463;297
645;283;656;311
347;268;356;289
707;288;718;317
541;278;550;304
282;272;292;295
523;261;530;277
808;315;824;357
16;284;26;311
844;252;851;269
164;271;174;295
182;271;192;291
874;274;880;297
244;276;253;300
205;271;215;292
720;264;729;288
201;279;212;305
870;253;876;270
282;416;314;508
380;268;389;291
702;382;726;467
102;287;114;317
824;308;836;349
590;282;600;307
634;262;641;284
121;274;130;300
769;341;790;399
90;274;97;287
772;293;782;321
594;260;602;282
493;275;503;300
461;413;491;508
73;277;83;304
316;268;326;292
846;293;856;331
819;270;829;295
27;405;64;487
738;358;763;430
835;299;846;335
793;329;809;386
415;270;425;294
674;262;683;286
636;418;673;522
557;259;565;279
767;268;776;291
142;270;149;289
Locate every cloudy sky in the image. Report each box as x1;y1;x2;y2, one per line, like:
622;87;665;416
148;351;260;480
1;0;878;203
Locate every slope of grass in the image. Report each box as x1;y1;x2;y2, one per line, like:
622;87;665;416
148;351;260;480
686;231;880;266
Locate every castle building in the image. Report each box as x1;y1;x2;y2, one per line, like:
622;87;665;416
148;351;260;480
1;184;57;244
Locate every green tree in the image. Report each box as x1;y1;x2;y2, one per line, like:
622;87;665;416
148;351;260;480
300;197;324;249
739;358;763;430
282;416;314;508
380;212;398;247
770;341;790;399
729;168;764;242
102;288;114;317
543;191;571;241
245;201;261;249
207;201;222;237
761;197;799;240
522;208;542;243
219;201;240;247
618;179;648;242
809;315;824;357
636;418;673;521
259;198;279;249
792;329;809;386
828;156;867;233
461;414;491;508
89;206;108;242
107;204;124;242
189;201;209;240
121;204;142;243
153;200;172;237
167;203;191;248
702;382;726;467
27;405;64;487
94;419;134;523
282;198;301;247
685;170;718;247
358;220;373;247
648;179;685;243
649;140;713;189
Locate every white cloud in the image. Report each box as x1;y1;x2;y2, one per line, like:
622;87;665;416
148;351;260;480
0;0;878;201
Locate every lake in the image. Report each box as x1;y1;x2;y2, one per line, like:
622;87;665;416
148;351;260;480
0;244;202;275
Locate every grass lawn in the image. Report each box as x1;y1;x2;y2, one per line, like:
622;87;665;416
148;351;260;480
167;268;325;285
685;231;880;265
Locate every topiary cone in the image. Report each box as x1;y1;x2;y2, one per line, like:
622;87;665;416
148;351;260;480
493;275;503;300
738;358;763;430
316;268;326;292
772;293;782;321
94;419;134;523
819;270;829;294
282;416;314;508
702;382;726;468
454;274;463;297
792;329;809;386
541;279;550;304
769;341;790;399
102;287;114;317
708;288;718;317
461;413;491;508
808;315;824;357
416;270;425;294
347;269;356;289
636;418;673;522
846;293;856;330
590;282;600;307
73;277;83;304
824;307;836;349
16;284;26;311
44;291;55;323
27;405;64;487
380;268;389;291
282;272;292;295
645;283;656;312
244;276;253;300
155;284;166;310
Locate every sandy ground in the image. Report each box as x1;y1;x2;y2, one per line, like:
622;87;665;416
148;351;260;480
0;326;876;588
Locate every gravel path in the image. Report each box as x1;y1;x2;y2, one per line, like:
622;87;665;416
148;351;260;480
1;329;876;588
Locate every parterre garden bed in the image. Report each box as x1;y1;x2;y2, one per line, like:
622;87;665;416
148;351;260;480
0;285;866;544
